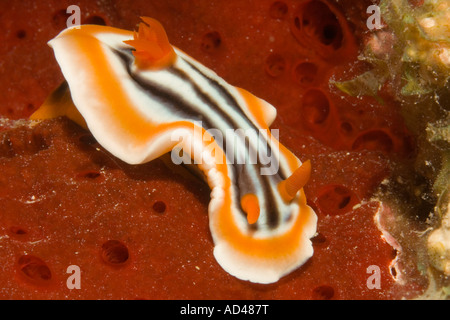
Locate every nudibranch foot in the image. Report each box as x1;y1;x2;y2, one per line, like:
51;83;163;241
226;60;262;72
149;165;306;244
30;81;87;129
31;17;318;284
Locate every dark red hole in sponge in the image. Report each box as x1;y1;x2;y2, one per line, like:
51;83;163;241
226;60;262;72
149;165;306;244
316;185;358;216
269;1;288;19
52;9;69;30
293;61;318;85
291;0;344;53
301;89;330;126
17;255;52;285
265;53;286;78
312;285;335;300
152;201;167;214
84;15;107;26
16;30;26;39
201;31;222;52
352;130;394;154
9;226;27;236
101;240;129;265
76;169;103;181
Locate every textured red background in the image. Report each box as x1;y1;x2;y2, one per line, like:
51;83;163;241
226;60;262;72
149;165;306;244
0;0;423;299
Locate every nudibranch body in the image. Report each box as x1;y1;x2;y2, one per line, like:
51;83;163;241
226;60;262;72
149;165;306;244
31;18;317;284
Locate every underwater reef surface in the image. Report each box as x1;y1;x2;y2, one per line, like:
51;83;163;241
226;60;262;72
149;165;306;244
0;0;447;299
335;0;450;298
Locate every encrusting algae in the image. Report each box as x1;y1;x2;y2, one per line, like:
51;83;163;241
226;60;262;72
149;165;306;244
335;0;450;298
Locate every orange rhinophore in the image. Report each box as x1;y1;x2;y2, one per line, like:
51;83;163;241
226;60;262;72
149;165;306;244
278;160;311;202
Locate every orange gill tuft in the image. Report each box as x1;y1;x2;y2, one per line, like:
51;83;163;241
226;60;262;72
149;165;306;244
124;17;176;69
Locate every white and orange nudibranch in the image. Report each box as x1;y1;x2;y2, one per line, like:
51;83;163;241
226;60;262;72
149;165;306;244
31;17;317;284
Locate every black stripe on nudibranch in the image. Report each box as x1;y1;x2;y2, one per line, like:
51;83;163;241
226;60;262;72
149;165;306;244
170;61;288;229
112;46;289;229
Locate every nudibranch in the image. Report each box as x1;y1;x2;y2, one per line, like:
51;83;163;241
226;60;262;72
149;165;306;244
31;17;317;284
